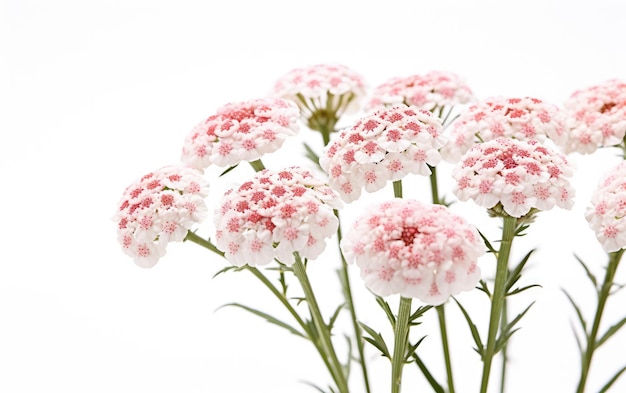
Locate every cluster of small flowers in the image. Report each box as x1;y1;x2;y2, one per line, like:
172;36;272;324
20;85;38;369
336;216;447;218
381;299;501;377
441;97;567;163
181;98;300;168
586;161;626;252
563;79;626;154
365;70;475;112
114;165;209;267
271;63;368;120
320;105;446;202
214;167;342;266
341;199;484;305
452;138;574;218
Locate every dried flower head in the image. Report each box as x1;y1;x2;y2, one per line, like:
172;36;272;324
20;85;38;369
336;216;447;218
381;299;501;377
214;167;342;267
341;199;484;305
271;63;367;132
320;105;446;202
562;79;626;154
441;97;567;163
585;161;626;252
114;165;209;268
452;138;575;218
365;71;475;113
181;98;299;169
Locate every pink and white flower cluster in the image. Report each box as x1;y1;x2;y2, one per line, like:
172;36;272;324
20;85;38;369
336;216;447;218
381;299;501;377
114;165;209;268
365;71;475;112
585;161;626;252
181;98;299;168
214;167;342;267
452;138;574;218
341;199;484;305
563;79;626;154
441;97;567;163
271;63;368;120
320;105;446;202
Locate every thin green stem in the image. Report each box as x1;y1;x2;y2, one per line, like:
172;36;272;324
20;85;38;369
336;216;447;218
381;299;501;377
292;254;350;393
248;159;266;172
184;231;225;257
576;249;625;393
480;215;517;393
436;305;455;393
499;295;509;393
392;297;413;393
393;180;403;198
429;165;440;205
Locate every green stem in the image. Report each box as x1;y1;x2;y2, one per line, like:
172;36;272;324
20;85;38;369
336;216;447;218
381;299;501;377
499;295;509;393
480;215;517;393
335;209;372;393
393;180;403;198
428;165;440;205
436;305;455;393
392;297;413;393
248;159;266;172
576;249;625;393
292;254;350;393
184;231;224;257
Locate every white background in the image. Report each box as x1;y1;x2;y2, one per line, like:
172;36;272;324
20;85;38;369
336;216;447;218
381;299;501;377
2;1;626;392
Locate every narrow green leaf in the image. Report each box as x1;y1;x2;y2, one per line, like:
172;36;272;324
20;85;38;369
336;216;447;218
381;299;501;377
217;303;306;338
478;230;498;254
412;353;446;393
452;297;484;358
327;302;347;331
562;289;588;333
597;315;626;347
303;142;323;171
574;254;598;289
375;296;397;327
505;249;536;293
611;282;626;295
507;284;542;296
476;279;492;297
219;164;239;177
359;322;391;359
408;305;433;325
569;322;584;354
404;336;426;363
212;265;244;278
300;381;331;393
495;302;535;353
598;364;626;393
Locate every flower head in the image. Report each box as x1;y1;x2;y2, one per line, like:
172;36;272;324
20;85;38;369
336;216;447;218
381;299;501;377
452;138;574;218
114;165;209;268
365;71;475;112
214;167;342;267
562;79;626;154
181;97;299;169
341;199;484;305
441;97;567;163
320;105;446;202
585;161;626;252
271;63;368;131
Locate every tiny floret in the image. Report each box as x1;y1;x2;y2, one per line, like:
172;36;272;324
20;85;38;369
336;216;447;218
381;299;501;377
452;138;574;218
214;167;342;266
341;199;484;305
181;97;299;169
585;161;626;252
114;165;209;268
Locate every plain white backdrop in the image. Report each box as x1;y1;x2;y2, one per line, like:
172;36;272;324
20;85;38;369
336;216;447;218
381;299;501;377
2;1;626;392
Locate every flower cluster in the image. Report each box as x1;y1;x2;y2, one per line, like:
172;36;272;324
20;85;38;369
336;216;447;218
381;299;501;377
114;165;209;268
452;138;574;217
441;96;567;163
365;70;475;112
271;63;368;129
214;167;342;266
586;161;626;252
181;97;300;168
320;105;446;202
341;199;484;305
563;79;626;154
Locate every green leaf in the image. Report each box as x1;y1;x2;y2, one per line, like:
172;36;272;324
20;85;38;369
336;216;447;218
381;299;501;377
598;364;626;393
219;164;239;177
478;230;498;254
359;322;391;359
327;302;346;332
375;296;397;327
412;353;446;393
597;315;626;347
574;254;598;289
212;265;244;278
515;223;530;237
404;336;426;363
452;297;484;358
505;249;536;293
303;142;323;171
507;284;542;296
408;305;433;326
569;321;584;354
476;279;492;297
217;303;306;338
562;289;588;334
495;302;535;353
300;381;332;393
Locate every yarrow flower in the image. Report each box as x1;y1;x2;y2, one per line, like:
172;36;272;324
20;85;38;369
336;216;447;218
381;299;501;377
585;161;626;252
271;63;367;132
181;97;299;169
441;97;568;163
365;70;475;113
214;167;342;267
562;79;626;154
319;105;446;202
341;199;484;305
114;165;209;268
452;138;574;218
